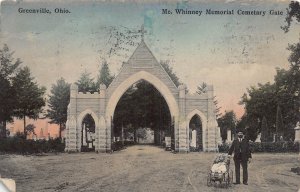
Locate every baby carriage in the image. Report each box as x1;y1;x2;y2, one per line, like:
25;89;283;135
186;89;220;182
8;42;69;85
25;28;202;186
207;154;233;188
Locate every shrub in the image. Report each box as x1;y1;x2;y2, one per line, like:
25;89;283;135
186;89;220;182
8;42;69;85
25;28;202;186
218;141;299;153
0;137;65;154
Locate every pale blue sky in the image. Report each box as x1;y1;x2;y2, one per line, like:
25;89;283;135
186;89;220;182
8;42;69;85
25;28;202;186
1;0;299;117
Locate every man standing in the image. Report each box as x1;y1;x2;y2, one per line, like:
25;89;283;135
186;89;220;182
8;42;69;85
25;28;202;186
228;131;252;185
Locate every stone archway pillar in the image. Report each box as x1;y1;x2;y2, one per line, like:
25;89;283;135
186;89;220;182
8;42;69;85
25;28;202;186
96;84;108;152
178;84;188;152
206;85;219;152
65;84;79;152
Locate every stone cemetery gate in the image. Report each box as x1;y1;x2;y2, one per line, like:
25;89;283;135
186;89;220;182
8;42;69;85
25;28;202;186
65;39;221;153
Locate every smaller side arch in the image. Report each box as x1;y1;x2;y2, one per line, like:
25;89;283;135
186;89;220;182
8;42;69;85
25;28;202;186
186;109;208;151
77;109;99;129
77;109;99;150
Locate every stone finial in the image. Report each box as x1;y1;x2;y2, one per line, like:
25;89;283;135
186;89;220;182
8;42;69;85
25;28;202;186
70;83;78;98
206;84;214;98
206;85;214;91
178;84;186;90
99;84;107;90
70;83;78;90
178;84;186;98
99;84;106;98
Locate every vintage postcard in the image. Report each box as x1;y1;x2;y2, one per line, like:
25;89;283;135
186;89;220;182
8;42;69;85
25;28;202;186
0;0;299;191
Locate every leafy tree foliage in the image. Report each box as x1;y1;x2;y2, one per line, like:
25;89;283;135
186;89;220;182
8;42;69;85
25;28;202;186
96;61;114;88
25;124;36;136
280;1;300;139
196;82;208;95
0;77;15;137
239;1;300;141
0;44;21;79
261;116;269;142
275;105;284;138
46;78;70;139
240;69;299;141
240;83;277;130
76;70;97;93
281;1;300;33
113;80;171;142
0;44;21;137
236;115;260;141
12;66;46;133
136;127;147;140
217;111;237;142
197;82;222;118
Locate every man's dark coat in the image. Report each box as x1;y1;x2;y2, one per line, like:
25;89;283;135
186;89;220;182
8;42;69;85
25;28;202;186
228;138;252;184
228;139;252;161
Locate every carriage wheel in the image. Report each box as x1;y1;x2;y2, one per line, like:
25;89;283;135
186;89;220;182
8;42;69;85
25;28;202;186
207;173;212;187
224;172;230;188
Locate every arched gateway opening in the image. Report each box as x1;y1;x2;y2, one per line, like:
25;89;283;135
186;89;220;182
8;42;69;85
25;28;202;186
81;114;96;152
189;114;203;151
186;109;207;152
105;70;179;151
112;80;172;149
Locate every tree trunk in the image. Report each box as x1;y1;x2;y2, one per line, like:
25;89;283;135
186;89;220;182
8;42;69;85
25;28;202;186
59;123;62;139
134;129;137;143
4;121;7;138
23;115;26;135
1;121;7;138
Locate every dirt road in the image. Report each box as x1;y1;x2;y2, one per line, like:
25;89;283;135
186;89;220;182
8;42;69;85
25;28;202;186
0;145;299;192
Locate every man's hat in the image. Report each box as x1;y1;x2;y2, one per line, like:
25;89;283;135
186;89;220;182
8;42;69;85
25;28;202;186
237;131;244;136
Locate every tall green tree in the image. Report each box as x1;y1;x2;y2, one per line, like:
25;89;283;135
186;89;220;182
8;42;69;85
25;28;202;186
239;1;300;141
281;1;300;33
236;115;260;141
240;83;277;136
46;78;70;139
76;70;97;93
261;116;269;142
0;44;21;79
240;69;300;140
197;82;222;118
281;0;300;139
96;61;114;88
25;124;36;137
213;96;222;119
217;111;237;142
275;105;284;138
196;82;207;95
12;66;46;133
0;44;21;137
0;77;15;137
